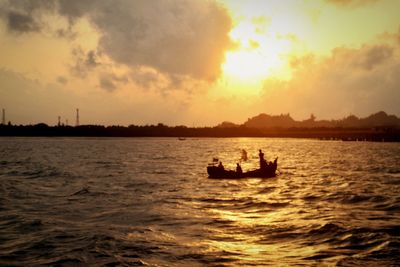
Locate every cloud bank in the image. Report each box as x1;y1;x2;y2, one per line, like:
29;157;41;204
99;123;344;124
260;42;400;119
0;0;232;82
325;0;380;7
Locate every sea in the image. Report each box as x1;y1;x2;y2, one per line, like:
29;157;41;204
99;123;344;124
0;137;399;266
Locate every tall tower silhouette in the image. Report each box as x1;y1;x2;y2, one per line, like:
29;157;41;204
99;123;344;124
76;108;79;126
58;116;61;126
1;109;5;125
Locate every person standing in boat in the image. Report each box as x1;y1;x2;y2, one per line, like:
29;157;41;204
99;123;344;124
259;149;267;169
236;163;242;174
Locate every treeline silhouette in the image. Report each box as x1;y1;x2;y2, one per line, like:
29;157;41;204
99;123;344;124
1;122;399;141
225;111;400;129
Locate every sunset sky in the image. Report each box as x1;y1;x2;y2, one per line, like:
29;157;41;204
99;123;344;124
1;0;400;126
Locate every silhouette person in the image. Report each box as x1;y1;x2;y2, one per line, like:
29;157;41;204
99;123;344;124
236;163;242;174
218;161;224;170
259;149;264;160
259;149;265;167
259;149;268;169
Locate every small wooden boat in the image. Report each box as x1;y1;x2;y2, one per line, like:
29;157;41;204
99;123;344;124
207;158;277;179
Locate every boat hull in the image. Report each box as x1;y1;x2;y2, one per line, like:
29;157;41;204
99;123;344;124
207;165;277;179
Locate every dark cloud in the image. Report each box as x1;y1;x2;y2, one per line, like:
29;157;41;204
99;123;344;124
98;73;128;92
85;50;99;68
87;0;232;81
2;0;55;13
57;1;90;19
130;68;160;90
0;0;56;33
356;45;393;70
70;48;100;78
7;10;40;32
326;45;393;71
0;0;233;82
55;27;77;39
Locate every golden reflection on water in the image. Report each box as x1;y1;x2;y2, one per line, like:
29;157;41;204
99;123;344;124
201;179;334;264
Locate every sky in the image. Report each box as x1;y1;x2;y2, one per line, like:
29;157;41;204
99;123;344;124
0;0;400;126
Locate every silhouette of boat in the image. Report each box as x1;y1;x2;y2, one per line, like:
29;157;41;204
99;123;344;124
207;158;277;179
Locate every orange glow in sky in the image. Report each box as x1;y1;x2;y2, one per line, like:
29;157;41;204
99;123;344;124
0;0;400;125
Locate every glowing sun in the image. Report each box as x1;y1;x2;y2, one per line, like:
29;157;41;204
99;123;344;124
223;20;289;81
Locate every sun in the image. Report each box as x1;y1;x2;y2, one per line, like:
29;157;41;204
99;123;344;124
223;50;270;81
221;19;290;91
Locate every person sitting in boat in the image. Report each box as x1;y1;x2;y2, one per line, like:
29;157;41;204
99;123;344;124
261;160;268;170
236;163;242;174
266;157;278;169
218;161;224;170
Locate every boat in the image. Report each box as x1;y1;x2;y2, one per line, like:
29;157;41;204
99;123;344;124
207;158;278;179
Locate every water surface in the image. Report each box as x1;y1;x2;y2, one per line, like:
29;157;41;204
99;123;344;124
0;137;399;266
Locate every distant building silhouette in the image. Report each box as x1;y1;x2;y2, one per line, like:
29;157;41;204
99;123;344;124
1;109;5;125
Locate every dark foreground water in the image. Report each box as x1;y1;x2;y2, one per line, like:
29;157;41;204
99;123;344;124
0;137;399;266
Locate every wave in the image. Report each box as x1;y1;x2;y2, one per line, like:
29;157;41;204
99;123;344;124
300;223;400;263
1;137;399;266
70;187;90;196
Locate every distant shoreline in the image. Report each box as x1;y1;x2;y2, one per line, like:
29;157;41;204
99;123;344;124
1;124;399;142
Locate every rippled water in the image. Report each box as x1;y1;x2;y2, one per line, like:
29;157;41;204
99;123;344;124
1;137;399;266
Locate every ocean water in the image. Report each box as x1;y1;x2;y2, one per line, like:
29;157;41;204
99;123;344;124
0;137;399;266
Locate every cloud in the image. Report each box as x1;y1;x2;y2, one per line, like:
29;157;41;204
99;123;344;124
354;45;393;70
7;10;40;32
98;73;128;92
128;66;207;97
0;0;233;82
56;76;68;84
85;50;98;67
325;0;380;7
378;25;400;46
90;0;232;81
99;75;116;92
70;47;101;78
0;0;56;33
259;43;400;119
